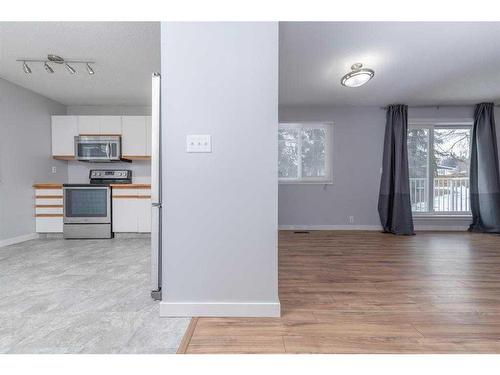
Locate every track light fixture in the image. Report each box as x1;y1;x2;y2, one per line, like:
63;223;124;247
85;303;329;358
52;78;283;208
23;61;32;74
86;63;95;75
65;63;76;75
16;54;95;75
44;62;54;74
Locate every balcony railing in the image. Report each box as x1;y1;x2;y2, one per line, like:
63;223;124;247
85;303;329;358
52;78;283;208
410;177;470;213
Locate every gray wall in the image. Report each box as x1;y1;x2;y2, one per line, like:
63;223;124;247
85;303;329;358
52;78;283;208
66;105;151;183
278;105;500;229
66;105;150;116
160;22;279;316
67;161;151;184
0;78;67;241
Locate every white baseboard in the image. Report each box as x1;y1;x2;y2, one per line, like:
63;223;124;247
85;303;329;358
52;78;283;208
0;233;39;248
414;225;469;231
279;225;382;231
160;301;281;317
279;224;469;232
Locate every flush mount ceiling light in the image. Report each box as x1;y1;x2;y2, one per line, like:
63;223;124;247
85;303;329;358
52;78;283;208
16;54;95;75
341;63;375;88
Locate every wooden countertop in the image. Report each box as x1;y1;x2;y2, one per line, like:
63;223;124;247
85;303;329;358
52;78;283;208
33;183;63;189
34;183;151;189
110;184;151;189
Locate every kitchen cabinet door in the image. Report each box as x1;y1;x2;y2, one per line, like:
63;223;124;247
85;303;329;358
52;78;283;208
137;196;151;233
122;116;147;157
145;116;152;156
78;116;100;135
99;116;122;134
112;198;138;232
51;116;78;156
36;217;63;233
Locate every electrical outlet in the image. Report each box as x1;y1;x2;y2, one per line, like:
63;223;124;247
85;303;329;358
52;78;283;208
348;216;355;224
51;166;57;174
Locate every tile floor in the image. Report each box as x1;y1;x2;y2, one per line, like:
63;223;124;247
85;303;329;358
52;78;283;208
0;237;190;353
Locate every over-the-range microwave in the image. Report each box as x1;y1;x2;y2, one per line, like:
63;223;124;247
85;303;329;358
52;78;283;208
74;135;122;162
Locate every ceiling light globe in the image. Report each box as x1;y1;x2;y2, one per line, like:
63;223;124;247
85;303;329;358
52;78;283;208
341;64;375;88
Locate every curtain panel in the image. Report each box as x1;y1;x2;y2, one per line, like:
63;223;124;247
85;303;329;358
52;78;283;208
378;104;415;235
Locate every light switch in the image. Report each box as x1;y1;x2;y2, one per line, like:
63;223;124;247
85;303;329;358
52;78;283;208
187;135;211;153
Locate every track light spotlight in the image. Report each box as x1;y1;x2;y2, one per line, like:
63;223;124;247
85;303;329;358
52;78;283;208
23;61;32;74
86;63;95;75
44;62;54;74
65;63;76;74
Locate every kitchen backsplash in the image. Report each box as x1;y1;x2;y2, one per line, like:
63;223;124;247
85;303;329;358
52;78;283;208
67;160;151;183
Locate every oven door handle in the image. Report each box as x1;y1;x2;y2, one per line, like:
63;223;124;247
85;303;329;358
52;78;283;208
106;142;111;158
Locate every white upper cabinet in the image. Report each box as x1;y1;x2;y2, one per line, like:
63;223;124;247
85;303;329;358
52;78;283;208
77;116;100;134
100;116;122;134
122;116;147;157
51;115;151;159
78;116;122;135
51;116;78;156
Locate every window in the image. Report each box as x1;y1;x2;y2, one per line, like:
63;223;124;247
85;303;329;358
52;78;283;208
408;121;472;215
278;123;332;183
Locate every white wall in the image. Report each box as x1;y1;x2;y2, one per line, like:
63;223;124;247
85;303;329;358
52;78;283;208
278;105;500;230
66;105;151;183
0;78;67;243
160;22;279;317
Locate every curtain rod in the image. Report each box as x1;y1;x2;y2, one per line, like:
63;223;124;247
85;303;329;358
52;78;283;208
379;104;500;110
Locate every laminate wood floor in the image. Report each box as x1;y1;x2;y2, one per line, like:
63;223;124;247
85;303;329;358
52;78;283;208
181;230;500;353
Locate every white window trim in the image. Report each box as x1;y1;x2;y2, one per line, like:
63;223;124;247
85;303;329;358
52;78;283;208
408;118;473;217
278;122;333;184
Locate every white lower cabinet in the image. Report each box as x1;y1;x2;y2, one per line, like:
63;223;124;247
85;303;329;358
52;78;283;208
34;186;151;234
112;188;151;233
34;187;64;233
137;198;151;233
36;217;63;233
112;198;138;232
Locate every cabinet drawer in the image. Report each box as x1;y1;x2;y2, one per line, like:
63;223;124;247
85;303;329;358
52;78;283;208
137;189;151;198
36;207;63;215
36;189;63;197
112;188;138;197
36;198;63;206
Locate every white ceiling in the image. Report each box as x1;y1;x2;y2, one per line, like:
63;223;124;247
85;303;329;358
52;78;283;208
279;22;500;107
0;22;160;106
2;22;499;108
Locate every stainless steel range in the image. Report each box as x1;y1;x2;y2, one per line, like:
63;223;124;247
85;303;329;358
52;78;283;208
63;169;132;239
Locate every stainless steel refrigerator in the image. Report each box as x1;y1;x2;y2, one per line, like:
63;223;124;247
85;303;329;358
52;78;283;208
151;72;162;300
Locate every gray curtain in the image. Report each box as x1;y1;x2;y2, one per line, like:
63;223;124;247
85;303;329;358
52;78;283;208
468;103;500;233
378;104;415;235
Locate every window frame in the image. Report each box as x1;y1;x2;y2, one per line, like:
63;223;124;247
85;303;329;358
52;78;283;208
278;122;333;184
408;118;473;217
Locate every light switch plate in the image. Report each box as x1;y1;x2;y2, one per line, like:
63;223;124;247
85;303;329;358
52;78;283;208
187;135;212;153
